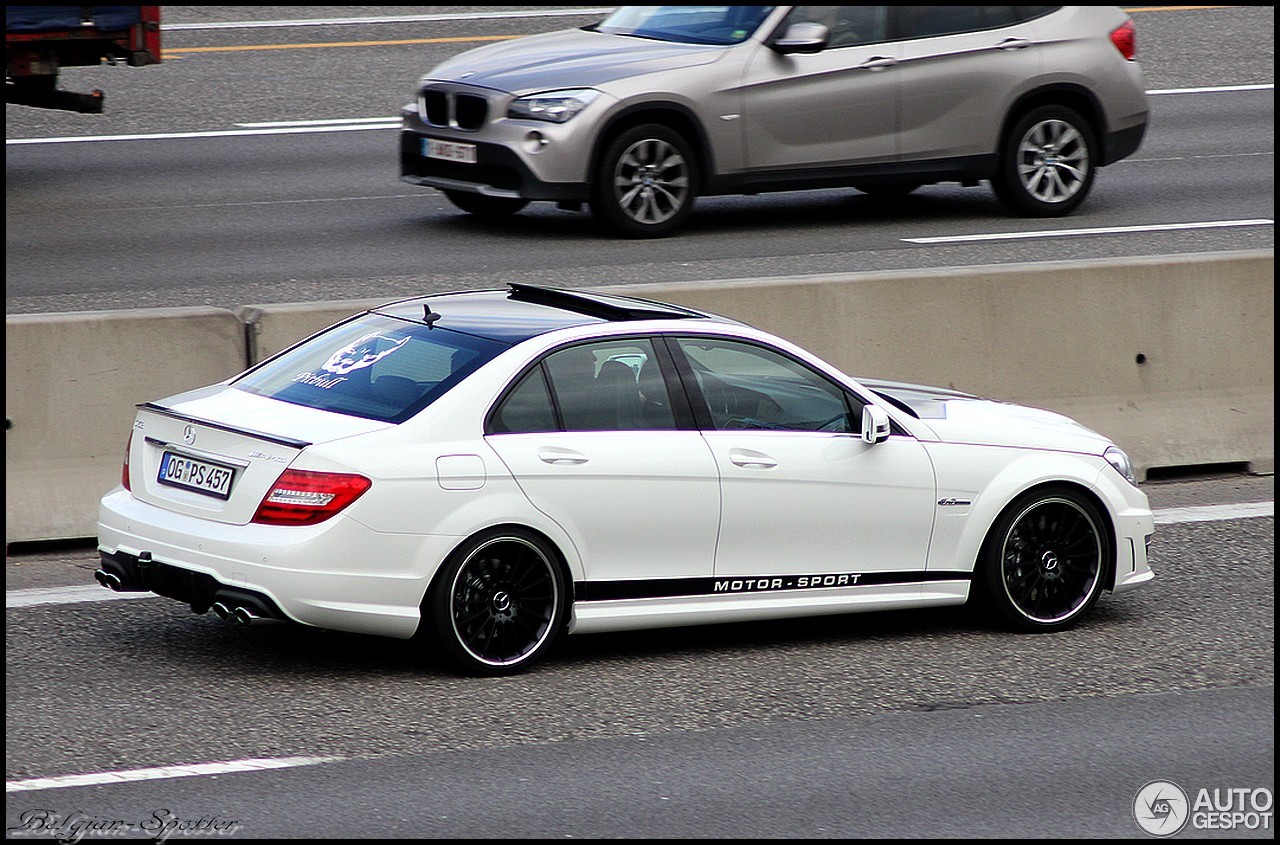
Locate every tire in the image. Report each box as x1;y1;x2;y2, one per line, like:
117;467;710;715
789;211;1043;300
977;486;1110;632
992;105;1096;217
427;528;567;676
442;189;528;217
591;123;698;238
852;182;921;199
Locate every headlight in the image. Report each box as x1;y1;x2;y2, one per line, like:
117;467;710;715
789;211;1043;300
1104;446;1137;486
507;89;600;124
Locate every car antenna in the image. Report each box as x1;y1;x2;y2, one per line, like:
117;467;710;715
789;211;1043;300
423;304;442;328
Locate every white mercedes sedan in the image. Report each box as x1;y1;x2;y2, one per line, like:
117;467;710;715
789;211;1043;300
98;285;1155;675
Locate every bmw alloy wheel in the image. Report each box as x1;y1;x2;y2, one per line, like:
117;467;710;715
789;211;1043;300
994;105;1096;217
593;124;697;238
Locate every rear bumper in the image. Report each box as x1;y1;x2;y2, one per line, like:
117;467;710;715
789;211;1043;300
97;487;459;639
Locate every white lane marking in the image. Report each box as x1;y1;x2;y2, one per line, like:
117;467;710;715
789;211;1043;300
7;585;159;609
7;504;1271;610
6;123;398;145
1154;501;1274;525
164;8;614;31
902;219;1274;244
6;757;340;793
1148;83;1274;95
235;117;399;128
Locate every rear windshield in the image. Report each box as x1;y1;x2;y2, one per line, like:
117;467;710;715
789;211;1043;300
233;314;507;423
594;6;776;45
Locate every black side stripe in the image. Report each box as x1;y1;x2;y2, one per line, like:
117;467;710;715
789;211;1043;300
574;570;972;602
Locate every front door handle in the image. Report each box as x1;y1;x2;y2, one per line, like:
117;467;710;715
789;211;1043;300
729;449;778;469
996;37;1032;50
858;56;898;71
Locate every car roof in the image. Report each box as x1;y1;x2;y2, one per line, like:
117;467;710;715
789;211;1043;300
370;284;727;344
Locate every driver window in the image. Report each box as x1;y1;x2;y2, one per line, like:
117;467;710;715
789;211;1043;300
674;337;860;433
783;5;889;48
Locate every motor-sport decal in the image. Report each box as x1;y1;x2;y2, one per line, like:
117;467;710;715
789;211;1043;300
574;570;971;602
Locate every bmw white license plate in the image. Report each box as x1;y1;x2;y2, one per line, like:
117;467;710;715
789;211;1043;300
424;138;477;164
157;451;236;499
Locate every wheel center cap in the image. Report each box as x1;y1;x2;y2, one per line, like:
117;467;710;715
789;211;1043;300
1041;551;1059;571
492;591;511;612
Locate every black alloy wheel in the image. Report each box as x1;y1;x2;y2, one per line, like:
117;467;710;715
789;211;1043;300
429;529;567;675
979;487;1109;632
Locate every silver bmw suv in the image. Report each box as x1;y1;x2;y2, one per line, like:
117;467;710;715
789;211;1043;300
400;6;1149;238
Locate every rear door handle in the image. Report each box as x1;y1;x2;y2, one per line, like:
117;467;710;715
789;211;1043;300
729;449;778;469
538;448;588;466
996;37;1032;50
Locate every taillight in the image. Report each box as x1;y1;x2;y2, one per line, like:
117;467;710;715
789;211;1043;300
122;432;133;492
252;469;371;526
1110;20;1136;61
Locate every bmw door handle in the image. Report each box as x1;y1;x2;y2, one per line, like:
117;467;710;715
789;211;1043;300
538;447;588;465
728;449;778;469
857;56;898;71
996;38;1032;50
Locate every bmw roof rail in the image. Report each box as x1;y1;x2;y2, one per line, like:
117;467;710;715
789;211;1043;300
506;283;706;322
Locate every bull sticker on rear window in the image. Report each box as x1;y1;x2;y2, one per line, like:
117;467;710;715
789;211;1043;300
291;332;411;390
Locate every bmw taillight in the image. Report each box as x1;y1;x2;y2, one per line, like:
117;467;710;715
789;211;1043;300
252;469;371;526
1110;20;1136;61
122;432;133;492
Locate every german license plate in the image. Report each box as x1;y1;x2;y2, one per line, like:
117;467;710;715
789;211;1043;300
157;451;236;499
424;138;477;164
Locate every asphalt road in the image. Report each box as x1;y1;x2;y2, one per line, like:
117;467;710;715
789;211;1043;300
5;474;1275;838
4;5;1275;314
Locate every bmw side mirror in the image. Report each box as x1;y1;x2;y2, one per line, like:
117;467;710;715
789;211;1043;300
770;22;829;55
861;404;891;444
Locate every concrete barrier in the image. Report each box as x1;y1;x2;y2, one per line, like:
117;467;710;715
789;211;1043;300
5;308;245;545
5;251;1272;544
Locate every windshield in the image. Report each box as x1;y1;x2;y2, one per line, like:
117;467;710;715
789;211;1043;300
233;313;507;423
593;6;776;45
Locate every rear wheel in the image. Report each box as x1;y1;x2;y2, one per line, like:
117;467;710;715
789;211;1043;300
428;528;567;676
978;486;1109;632
442;189;528;217
591;123;697;238
992;105;1096;216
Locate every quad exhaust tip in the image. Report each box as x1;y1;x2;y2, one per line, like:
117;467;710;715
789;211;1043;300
94;569;123;592
233;607;259;626
211;602;231;621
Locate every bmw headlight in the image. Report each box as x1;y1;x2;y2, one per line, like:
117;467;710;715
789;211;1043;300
507;89;600;123
1104;446;1137;486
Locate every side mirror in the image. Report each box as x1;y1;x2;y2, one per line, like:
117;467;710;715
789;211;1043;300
861;404;891;444
770;22;829;55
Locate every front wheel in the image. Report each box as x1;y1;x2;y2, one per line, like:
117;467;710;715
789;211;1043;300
591;124;698;238
427;529;567;676
992;105;1096;217
978;487;1110;632
442;189;529;218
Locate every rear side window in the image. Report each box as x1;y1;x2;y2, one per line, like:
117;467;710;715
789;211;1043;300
234;314;506;423
489;338;678;433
